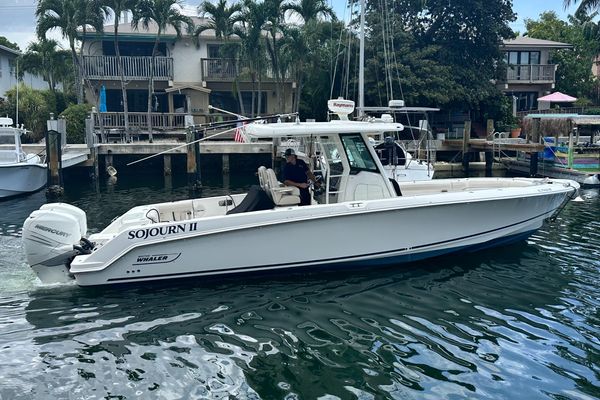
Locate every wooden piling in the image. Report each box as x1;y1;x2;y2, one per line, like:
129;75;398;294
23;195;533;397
485;151;494;176
462;120;471;173
45;116;65;198
529;152;539;177
186;128;202;192
163;154;172;176
222;154;230;174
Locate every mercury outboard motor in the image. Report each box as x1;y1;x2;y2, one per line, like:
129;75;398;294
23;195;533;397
22;203;89;284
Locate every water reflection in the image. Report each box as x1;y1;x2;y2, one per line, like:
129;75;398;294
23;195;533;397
0;175;598;399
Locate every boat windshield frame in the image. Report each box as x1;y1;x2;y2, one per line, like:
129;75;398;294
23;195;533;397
339;133;380;175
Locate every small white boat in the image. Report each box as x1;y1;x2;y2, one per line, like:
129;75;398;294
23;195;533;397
22;107;579;286
0;117;46;198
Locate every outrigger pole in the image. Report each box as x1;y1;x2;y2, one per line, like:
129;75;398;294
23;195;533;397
126;111;298;166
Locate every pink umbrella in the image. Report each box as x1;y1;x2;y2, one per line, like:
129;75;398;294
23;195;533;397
538;92;577;102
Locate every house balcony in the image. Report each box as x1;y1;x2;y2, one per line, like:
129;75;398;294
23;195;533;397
505;64;556;84
82;55;174;81
201;58;283;82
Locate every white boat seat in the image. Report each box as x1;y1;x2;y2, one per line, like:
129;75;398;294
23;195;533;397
257;166;268;191
265;168;301;206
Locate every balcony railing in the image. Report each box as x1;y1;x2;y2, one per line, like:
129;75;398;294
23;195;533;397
506;64;556;83
93;112;186;130
201;58;282;81
82;56;173;80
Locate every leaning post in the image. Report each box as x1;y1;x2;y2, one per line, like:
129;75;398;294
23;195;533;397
45;114;65;199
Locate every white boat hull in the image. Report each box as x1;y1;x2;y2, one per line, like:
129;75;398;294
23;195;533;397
0;163;47;198
63;179;573;286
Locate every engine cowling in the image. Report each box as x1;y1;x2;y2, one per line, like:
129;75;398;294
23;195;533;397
22;203;87;284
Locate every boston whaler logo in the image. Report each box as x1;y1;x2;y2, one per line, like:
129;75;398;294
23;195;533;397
133;252;181;266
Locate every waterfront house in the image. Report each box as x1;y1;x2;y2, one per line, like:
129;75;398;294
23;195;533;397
80;17;295;134
0;45;48;98
498;37;572;113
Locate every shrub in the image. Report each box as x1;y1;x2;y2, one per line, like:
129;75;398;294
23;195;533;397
60;104;92;144
2;84;50;142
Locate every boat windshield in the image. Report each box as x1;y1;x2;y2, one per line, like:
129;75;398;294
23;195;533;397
0;135;16;146
340;133;378;174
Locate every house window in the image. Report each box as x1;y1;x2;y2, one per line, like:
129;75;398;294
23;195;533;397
209;91;267;116
504;51;541;65
510;92;538;112
207;44;222;58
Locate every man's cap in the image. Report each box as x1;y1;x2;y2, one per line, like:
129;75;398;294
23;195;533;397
284;148;296;156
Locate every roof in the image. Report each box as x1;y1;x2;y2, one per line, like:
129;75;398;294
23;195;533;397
245;120;404;138
80;16;217;39
523;114;600;124
0;45;21;57
502;37;572;49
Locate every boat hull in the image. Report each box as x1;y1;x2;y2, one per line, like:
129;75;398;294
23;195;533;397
70;184;573;286
0;163;47;198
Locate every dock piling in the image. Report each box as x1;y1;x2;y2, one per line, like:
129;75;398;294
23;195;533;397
45;115;65;199
186;127;203;193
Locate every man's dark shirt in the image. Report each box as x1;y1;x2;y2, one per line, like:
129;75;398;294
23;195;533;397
283;159;308;184
283;159;311;205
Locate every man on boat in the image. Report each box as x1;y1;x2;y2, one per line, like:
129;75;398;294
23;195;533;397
282;148;319;206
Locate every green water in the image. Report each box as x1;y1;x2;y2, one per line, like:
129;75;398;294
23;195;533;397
0;169;598;399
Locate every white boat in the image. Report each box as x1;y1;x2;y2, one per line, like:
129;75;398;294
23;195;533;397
22;106;579;286
0;117;46;198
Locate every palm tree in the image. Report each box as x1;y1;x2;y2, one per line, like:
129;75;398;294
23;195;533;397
195;0;242;39
263;0;287;113
36;0;105;104
280;26;309;113
235;0;270;117
282;0;335;24
103;0;138;133
195;0;245;115
133;0;193;140
21;39;71;93
565;0;600;14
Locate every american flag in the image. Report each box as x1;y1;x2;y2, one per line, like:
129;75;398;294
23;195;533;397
234;122;246;143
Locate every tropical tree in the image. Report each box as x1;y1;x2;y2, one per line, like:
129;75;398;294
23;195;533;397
280;26;309;113
195;0;242;39
526;11;598;103
133;0;193;139
263;0;288;113
21;39;71;93
36;0;105;104
0;36;20;51
103;0;138;133
195;0;245;114
235;0;269;117
564;0;600;14
282;0;335;24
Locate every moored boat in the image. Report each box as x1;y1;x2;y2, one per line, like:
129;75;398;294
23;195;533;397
22;111;579;286
0;117;46;198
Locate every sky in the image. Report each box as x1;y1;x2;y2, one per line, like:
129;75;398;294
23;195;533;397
0;0;581;51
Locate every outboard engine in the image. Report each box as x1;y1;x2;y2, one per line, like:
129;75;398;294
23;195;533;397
22;203;89;284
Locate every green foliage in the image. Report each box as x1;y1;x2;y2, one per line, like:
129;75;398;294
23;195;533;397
361;0;515;118
60;104;92;143
0;36;20;51
0;85;51;142
525;12;598;102
582;107;600;114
